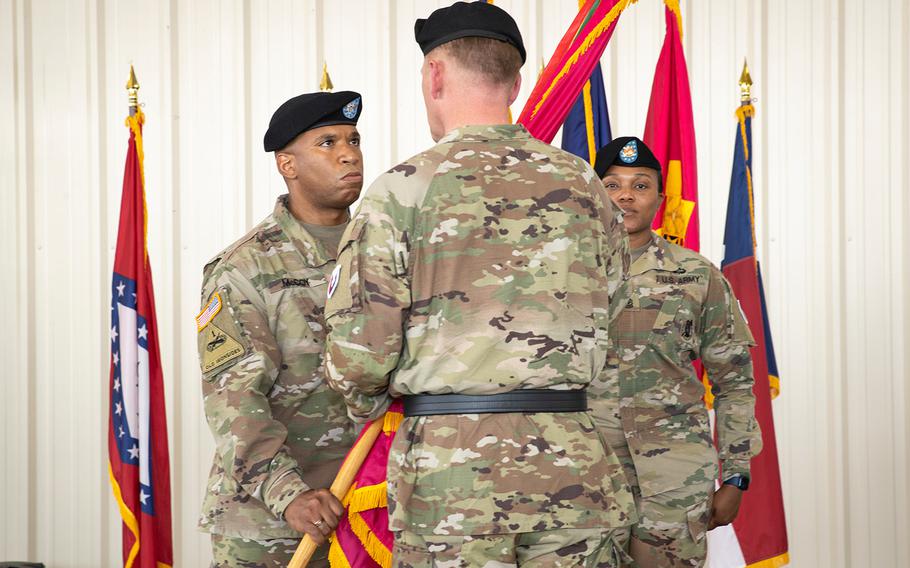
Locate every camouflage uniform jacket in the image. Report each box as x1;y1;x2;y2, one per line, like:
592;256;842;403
197;195;355;539
324;124;635;535
590;232;762;497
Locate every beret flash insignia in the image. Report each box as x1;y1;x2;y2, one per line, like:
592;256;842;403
342;97;360;119
620;140;639;164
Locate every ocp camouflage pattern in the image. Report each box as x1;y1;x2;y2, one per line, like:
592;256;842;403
324;124;635;536
590;232;762;498
198;195;355;539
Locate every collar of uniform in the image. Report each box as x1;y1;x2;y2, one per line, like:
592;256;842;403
438;124;531;144
630;232;681;276
272;195;334;268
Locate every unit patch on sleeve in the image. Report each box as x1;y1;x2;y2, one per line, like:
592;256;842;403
197;290;246;375
200;322;245;374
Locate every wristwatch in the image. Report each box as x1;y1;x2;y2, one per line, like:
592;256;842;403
722;475;750;491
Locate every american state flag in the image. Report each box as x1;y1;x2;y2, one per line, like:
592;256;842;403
707;96;789;568
108;108;173;568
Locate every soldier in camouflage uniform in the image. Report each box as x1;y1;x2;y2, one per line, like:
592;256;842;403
197;91;366;567
323;3;636;566
589;137;763;567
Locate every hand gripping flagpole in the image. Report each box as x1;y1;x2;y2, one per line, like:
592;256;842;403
288;419;385;568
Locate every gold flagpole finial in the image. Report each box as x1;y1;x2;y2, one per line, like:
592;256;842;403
319;61;334;92
739;59;752;103
126;64;140;115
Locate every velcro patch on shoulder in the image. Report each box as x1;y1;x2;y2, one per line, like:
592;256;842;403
196;292;223;331
200;322;245;374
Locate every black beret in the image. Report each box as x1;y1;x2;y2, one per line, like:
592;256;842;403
415;1;526;63
263;91;362;152
594;136;662;179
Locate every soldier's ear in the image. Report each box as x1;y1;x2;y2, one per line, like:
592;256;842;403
426;58;445;100
275;151;296;180
507;72;522;106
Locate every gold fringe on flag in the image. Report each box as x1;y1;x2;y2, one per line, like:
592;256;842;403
382;410;403;433
747;552;791;568
664;0;684;39
349;511;393;568
530;0;637;119
327;537;353;568
347;482;388;513
125;108;149;261
108;462;142;568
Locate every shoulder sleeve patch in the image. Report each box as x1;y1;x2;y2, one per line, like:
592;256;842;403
197;288;248;379
200;322;245;374
730;294;756;345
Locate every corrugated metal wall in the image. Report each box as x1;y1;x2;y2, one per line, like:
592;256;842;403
1;0;908;566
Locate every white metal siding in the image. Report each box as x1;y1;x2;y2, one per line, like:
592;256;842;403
1;1;907;566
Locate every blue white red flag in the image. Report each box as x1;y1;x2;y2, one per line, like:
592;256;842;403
707;99;789;568
108;109;173;568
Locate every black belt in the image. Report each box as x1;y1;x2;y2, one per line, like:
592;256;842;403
402;389;587;417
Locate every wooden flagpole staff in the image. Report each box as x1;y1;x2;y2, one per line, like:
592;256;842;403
287;418;385;568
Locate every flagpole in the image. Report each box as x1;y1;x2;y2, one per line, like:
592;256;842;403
127;64;140;117
320;61;334;92
739;59;752;105
288;419;385;568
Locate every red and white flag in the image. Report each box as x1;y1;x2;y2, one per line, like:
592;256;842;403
108;108;174;568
